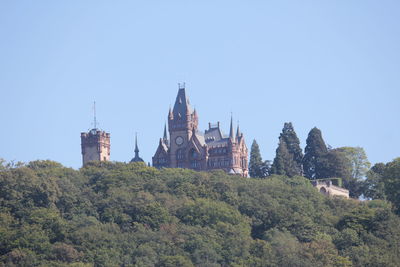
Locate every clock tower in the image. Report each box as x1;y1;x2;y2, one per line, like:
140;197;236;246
152;83;249;176
168;83;198;168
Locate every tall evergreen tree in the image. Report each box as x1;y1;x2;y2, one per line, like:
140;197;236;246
249;140;269;178
303;127;328;179
280;122;303;176
271;136;298;177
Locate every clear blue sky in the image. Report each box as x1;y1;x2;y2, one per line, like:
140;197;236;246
1;1;399;169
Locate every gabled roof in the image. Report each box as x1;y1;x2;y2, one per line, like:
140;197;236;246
204;127;230;147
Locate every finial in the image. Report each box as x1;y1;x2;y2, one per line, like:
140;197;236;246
168;106;173;119
178;82;186;89
135;132;139;154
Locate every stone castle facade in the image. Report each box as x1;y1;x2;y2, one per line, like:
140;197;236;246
152;85;249;176
81;129;110;166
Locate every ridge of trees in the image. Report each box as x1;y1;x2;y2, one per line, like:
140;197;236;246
0;160;399;266
249;123;399;201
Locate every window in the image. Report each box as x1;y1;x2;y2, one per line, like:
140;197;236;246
176;149;185;160
177;162;184;168
190;160;200;168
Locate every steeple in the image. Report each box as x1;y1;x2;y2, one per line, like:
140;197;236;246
130;132;144;163
229;115;235;140
172;83;192;120
236;122;241;139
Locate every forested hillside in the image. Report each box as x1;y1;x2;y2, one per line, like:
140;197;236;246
1;160;400;267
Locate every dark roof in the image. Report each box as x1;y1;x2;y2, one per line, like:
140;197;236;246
204;127;229;147
173;88;192;119
130;156;144;163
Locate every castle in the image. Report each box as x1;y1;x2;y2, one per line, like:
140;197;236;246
152;84;249;176
79;86;351;197
81;85;248;176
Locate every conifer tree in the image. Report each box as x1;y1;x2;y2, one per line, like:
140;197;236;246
270;136;298;177
303;127;328;179
280;122;303;176
249;140;269;178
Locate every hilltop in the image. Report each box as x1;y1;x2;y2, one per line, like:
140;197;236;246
0;160;399;267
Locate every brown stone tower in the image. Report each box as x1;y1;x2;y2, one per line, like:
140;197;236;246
81;102;110;166
81;129;110;166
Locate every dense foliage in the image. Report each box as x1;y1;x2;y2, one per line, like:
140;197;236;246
271;123;302;177
249;140;269;178
302;127;329;179
1;160;400;266
364;158;400;214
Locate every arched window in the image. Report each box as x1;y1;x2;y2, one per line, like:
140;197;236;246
189;149;200;169
176;149;185;160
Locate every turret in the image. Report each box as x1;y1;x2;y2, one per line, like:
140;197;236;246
163;123;169;145
229;115;235;141
130;133;144;163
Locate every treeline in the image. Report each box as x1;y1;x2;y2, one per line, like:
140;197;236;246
1;160;400;266
249;123;400;205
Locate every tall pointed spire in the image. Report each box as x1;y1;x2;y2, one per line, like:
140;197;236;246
229;114;235;140
134;132;139;155
131;132;144;163
236;121;241;139
163;123;168;143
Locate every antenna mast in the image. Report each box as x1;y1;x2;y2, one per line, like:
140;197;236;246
93;101;97;129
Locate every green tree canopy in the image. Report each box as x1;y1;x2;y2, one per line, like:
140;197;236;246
1;159;400;266
383;158;400;214
270;136;298;177
249;140;269;178
280;122;303;175
335;147;371;180
303;127;328;179
364;163;386;200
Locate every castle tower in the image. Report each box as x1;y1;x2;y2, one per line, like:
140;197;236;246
81;102;110;166
168;83;198;168
81;129;110;166
152;84;249;176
